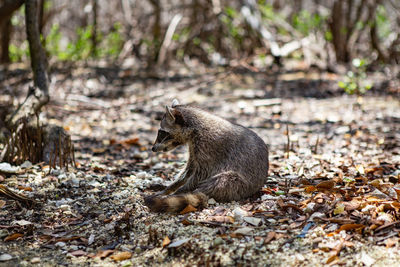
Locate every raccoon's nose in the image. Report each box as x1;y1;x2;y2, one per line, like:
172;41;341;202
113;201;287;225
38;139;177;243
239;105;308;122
151;146;157;152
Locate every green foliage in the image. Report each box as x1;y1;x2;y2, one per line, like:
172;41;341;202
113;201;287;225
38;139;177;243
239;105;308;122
101;23;124;58
375;5;391;39
45;22;124;61
257;1;275;21
220;6;243;44
338;58;373;95
292;10;323;35
9;41;29;62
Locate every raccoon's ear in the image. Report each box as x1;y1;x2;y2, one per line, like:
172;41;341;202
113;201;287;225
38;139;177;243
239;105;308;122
173;109;185;126
171;99;179;107
165;106;175;122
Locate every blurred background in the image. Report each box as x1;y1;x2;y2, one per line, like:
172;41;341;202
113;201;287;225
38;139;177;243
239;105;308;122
1;0;399;71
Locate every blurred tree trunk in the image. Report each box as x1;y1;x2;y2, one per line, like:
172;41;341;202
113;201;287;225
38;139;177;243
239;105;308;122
91;0;98;57
328;0;368;63
0;0;24;63
0;19;11;63
7;0;49;126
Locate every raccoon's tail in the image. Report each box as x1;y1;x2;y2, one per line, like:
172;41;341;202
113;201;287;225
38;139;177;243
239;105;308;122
144;192;208;213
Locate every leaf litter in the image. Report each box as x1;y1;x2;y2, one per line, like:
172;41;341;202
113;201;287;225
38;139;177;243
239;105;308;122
0;65;399;266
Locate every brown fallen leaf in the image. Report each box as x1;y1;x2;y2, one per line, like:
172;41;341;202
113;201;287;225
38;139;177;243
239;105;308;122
264;231;276;244
180;204;197;215
121;137;140;146
316;180;335;190
17;186;33;191
110;251;132;261
326;254;339;264
208;215;235;224
69;250;87;257
336;224;365;233
305;186;317;193
4;233;24;241
0;200;6;208
162;236;171;248
96;249;114;259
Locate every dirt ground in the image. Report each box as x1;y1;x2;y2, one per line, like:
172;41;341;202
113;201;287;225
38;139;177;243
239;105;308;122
0;63;399;266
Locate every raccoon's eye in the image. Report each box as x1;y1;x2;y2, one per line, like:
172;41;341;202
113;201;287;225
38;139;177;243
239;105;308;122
157;130;172;141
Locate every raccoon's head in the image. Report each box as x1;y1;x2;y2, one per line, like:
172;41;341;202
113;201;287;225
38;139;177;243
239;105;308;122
152;100;187;152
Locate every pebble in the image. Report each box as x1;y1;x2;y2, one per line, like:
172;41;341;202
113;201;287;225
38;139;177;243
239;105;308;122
213;237;224;246
232;207;250;220
30;257;40;263
134;247;141;253
136;172;147;179
208;198;217;205
55;241;66;247
70;178;80;187
58;173;67;180
0;254;12;261
21;161;33;169
244;216;262;226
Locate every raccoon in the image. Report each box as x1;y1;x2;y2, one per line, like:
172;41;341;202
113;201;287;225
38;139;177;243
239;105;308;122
145;99;269;212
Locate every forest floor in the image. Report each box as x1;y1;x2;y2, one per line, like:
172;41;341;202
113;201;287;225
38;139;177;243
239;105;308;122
0;61;399;266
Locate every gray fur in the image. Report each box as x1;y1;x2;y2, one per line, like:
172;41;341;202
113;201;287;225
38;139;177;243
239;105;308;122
147;104;269;212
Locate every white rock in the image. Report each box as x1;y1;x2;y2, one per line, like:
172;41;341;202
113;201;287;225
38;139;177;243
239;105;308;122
232;207;250;220
12;220;32;226
243;216;261;226
59;204;70;211
151;177;163;184
20;161;33;169
70;178;80;187
0;254;12;261
136;172;147;179
152;163;164;169
0;162;19;173
234;227;253;235
208;198;217;205
360;251;375;267
30;257;40;263
167;238;191;248
55;241;66;247
88;233;95;245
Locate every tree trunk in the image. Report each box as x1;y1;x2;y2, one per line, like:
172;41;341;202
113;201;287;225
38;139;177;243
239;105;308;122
0;0;24;63
6;0;49;126
0;18;11;63
91;0;98;57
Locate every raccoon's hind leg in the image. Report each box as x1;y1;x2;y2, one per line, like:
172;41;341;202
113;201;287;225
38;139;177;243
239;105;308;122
197;171;253;202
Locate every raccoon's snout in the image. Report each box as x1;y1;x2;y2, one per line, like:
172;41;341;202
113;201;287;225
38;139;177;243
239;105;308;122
151;146;157;152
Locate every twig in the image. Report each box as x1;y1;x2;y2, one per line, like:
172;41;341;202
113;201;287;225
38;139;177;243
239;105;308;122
157;14;183;66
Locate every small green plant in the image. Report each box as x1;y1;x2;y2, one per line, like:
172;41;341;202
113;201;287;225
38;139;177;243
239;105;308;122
9;41;29;62
292;10;324;35
338;58;373;95
101;22;124;58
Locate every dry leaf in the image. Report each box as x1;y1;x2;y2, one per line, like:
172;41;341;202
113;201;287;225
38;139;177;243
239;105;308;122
4;233;23;241
264;231;276;244
110;251;132;261
17;186;33;191
121;137;140;146
180;204;197;215
0;200;5;208
336;224;365;232
326;255;339;264
162;236;171;248
208;215;234;224
96;249;114;259
70;250;87;257
316;180;335;190
305;186;317;193
356;164;365;175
